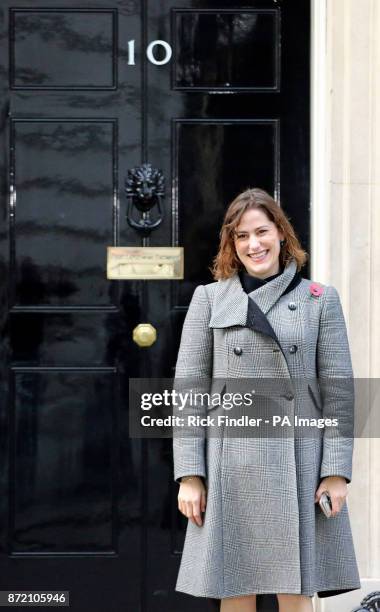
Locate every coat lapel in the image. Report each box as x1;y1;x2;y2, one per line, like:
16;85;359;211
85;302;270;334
209;259;299;329
208;274;248;328
246;259;298;314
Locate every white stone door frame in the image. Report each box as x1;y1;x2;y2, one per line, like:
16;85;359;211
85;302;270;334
311;0;329;285
311;1;380;611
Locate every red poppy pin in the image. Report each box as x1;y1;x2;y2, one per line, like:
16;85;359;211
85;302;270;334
309;282;324;297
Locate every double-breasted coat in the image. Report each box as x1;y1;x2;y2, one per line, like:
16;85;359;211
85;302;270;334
172;258;361;600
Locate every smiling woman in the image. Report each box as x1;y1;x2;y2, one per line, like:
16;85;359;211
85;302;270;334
211;188;308;281
173;188;361;612
233;209;284;278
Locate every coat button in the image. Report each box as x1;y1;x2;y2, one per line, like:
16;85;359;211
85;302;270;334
288;302;297;310
284;393;294;401
234;347;243;356
289;344;298;354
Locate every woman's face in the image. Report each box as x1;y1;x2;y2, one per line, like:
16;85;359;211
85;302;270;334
233;208;284;279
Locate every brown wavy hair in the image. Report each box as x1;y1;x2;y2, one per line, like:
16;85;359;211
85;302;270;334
211;188;308;280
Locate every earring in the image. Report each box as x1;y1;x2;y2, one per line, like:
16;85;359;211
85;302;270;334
280;240;285;247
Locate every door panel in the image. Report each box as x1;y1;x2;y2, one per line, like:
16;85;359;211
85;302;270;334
173;9;280;90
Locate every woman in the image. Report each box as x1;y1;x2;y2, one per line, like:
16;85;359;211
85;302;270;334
172;188;361;612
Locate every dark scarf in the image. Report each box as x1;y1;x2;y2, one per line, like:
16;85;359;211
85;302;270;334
238;264;303;343
239;267;284;294
238;265;302;298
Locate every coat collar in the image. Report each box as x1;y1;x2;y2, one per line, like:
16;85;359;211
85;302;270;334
209;259;298;328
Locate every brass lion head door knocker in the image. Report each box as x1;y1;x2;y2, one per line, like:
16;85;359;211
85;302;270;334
125;163;165;237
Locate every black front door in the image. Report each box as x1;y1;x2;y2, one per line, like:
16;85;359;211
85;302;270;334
0;1;310;610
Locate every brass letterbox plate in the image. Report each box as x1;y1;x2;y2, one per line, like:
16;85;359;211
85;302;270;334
107;247;184;280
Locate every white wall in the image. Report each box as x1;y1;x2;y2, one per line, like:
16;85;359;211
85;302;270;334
312;0;380;610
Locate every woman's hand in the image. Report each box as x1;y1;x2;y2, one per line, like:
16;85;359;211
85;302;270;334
314;476;348;517
178;476;207;527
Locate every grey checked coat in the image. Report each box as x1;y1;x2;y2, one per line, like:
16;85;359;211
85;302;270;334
173;259;361;600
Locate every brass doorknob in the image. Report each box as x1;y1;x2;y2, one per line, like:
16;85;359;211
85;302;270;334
133;323;157;347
